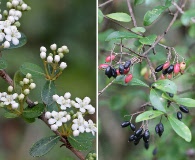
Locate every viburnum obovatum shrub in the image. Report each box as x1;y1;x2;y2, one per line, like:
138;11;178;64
99;0;195;158
0;1;96;160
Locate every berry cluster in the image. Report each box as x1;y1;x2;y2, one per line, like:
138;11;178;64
99;54;133;83
121;121;150;149
155;61;186;79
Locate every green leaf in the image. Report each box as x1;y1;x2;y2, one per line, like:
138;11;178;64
168;115;191;142
165;0;172;7
135;110;164;122
105;31;142;41
13;71;25;93
22;104;45;119
106;12;131;22
68;133;95;151
174;97;195;107
46;102;58;112
29;135;60;157
22;116;36;123
134;0;144;5
181;9;195;26
139;34;157;45
143;6;167;26
149;89;166;112
98;9;104;24
41;80;55;105
152;79;177;94
131;27;146;33
114;75;149;87
20;62;45;78
188;24;195;38
4;112;19;118
1;32;27;51
0;58;7;70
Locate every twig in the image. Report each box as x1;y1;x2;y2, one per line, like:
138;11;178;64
98;0;113;8
0;70;85;160
146;56;157;82
172;1;184;14
98;79;115;96
126;0;137;27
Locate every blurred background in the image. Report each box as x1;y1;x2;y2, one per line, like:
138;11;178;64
98;0;195;160
0;0;96;160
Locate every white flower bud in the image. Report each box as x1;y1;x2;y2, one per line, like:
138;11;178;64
3;41;10;48
23;89;30;95
47;56;53;63
15;11;22;18
57;47;63;53
53;94;59;101
51;124;58;131
27;6;31;11
18;93;25;100
73;130;79;137
34;101;38;105
66;114;71;121
14;21;20;27
6;2;12;8
60;62;67;70
29;83;36;89
62;45;68;51
8;86;13;92
0;14;2;20
12;103;19;109
26;73;32;79
45;112;52;119
64;92;71;99
40;46;47;52
3;10;8;17
58;53;64;58
12;0;19;7
21;4;28;10
40;52;46;59
88;107;95;114
54;55;60;63
51;111;58;117
50;44;57;51
23;78;29;84
19;81;24;86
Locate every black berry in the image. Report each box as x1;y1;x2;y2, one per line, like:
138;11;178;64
168;93;174;98
128;135;134;141
158;123;164;134
144;142;149;150
162;69;168;75
119;64;125;74
124;60;131;69
155;64;163;72
143;129;150;143
153;147;158;155
134;140;140;145
105;66;112;78
121;121;130;128
155;124;159;134
111;68;117;78
177;111;182;120
166;64;174;74
135;128;143;137
179;105;189;113
167;100;171;108
130;123;136;131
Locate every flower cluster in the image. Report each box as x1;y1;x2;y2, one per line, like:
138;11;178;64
45;93;96;137
40;44;69;71
0;0;30;48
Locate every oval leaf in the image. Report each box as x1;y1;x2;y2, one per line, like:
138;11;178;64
106;12;131;22
168;115;191;142
98;9;104;24
181;9;195;26
68;133;95;151
0;58;7;70
131;27;146;33
149;89;166;112
20;62;45;78
4;112;19;118
139;34;157;45
136;110;164;122
114;75;149;87
174;97;195;107
143;6;167;26
152;79;177;94
29;135;60;157
22;104;45;119
41;80;55;105
105;31;142;41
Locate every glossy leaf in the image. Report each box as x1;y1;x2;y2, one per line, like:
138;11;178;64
29;135;60;157
149;89;166;112
114;75;149;87
105;31;142;41
131;27;146;33
181;9;195;26
22;104;45;119
143;6;167;26
168;115;191;142
152;79;177;94
68;133;95;151
136;110;164;122
0;58;7;70
139;34;157;45
98;9;104;24
106;12;131;22
41;80;55;105
22;116;36;123
134;0;144;5
174;97;195;107
4;112;19;118
20;62;45;78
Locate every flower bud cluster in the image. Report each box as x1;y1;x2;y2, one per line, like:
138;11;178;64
45;93;96;137
0;0;30;48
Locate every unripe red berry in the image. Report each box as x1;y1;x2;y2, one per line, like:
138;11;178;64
180;62;186;71
116;69;120;75
160;74;165;79
124;67;130;74
174;63;180;74
163;61;170;70
105;55;115;62
98;64;109;69
167;74;172;79
125;74;133;83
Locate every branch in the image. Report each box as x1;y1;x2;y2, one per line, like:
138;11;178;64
0;70;85;160
99;0;113;8
126;0;137;27
98;79;115;96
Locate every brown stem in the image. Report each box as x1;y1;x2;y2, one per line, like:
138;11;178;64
98;0;113;8
126;0;137;27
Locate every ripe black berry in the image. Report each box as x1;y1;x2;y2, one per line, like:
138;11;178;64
121;121;130;128
153;106;157;110
179;105;189;113
128;135;134;141
162;69;168;75
158;123;164;134
111;68;117;78
135;128;143;137
153;147;158;155
155;64;163;72
168;93;174;98
144;142;149;150
119;64;125;74
155;124;159;134
134;140;140;145
130;123;136;131
105;66;112;78
143;130;150;143
177;111;182;120
124;60;131;69
167;100;171;108
166;64;174;74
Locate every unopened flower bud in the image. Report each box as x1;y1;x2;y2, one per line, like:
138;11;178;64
23;78;29;84
57;47;63;53
26;73;32;79
12;103;19;109
14;21;20;27
3;10;8;17
53;94;59;101
58;53;64;58
23;89;30;95
47;56;53;63
18;93;25;100
6;2;12;8
50;44;57;51
19;81;24;86
3;41;10;48
29;83;36;89
40;52;46;59
54;55;60;63
64;92;71;99
45;112;51;119
21;4;28;10
60;62;67;70
8;86;13;92
40;46;47;52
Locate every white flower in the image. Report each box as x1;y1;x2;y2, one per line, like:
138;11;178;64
0;33;5;42
54;55;60;63
85;120;96;136
71;115;86;136
7;16;15;24
12;0;19;7
47;56;53;63
4;26;21;45
12;102;19;109
88;106;95;114
64;92;71;99
50;43;57;50
73;97;94;113
51;124;58;131
56;96;71;110
53;94;59;101
0;93;19;109
40;46;47;52
40;52;46;59
29;83;36;89
0;20;11;30
3;41;10;48
73;130;79;136
60;62;67;70
45;111;52;119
